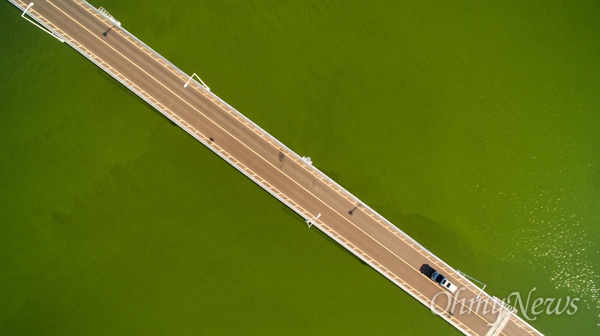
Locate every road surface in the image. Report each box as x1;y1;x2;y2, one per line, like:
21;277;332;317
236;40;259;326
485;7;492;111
8;1;544;335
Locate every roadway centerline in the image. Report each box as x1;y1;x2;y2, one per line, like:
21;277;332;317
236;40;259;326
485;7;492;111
89;2;463;276
75;0;479;291
47;0;432;292
49;1;509;332
70;2;473;291
22;1;522;334
47;0;429;276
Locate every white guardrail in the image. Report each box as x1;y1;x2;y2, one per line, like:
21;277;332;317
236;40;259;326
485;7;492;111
8;1;543;335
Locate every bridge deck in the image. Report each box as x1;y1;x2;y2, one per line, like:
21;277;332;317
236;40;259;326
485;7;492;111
9;1;544;335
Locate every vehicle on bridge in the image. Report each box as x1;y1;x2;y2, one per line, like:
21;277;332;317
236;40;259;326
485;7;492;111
420;264;458;293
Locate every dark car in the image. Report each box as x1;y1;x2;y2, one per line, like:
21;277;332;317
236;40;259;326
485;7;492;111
420;263;458;293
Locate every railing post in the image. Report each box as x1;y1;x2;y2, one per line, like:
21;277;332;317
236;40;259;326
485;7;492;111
20;2;64;42
306;213;321;228
184;73;210;91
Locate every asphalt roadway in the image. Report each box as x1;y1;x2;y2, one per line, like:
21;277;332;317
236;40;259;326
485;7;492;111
11;1;544;335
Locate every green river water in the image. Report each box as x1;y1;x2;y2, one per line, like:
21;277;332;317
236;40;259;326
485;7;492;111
1;1;598;335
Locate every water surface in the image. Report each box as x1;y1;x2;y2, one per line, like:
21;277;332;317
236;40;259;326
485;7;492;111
1;1;598;334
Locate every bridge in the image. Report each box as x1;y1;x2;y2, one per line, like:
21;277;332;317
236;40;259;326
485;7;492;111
8;1;544;335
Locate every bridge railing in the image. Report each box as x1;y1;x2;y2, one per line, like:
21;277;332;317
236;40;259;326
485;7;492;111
89;0;508;330
110;23;482;334
80;2;316;230
70;4;478;332
9;1;541;334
